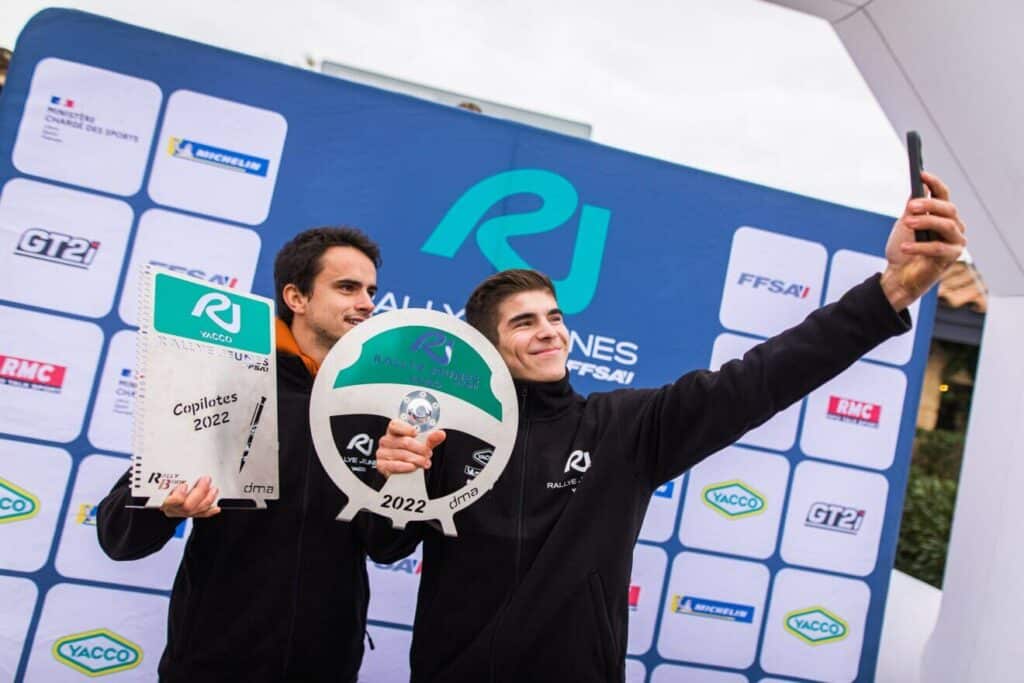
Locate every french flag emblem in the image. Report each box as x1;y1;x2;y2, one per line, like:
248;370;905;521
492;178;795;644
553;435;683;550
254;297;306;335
49;95;74;108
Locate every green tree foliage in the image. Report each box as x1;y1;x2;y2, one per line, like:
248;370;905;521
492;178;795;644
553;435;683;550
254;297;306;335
895;429;963;588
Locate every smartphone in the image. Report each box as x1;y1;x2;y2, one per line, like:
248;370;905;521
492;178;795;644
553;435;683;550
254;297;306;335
907;131;935;241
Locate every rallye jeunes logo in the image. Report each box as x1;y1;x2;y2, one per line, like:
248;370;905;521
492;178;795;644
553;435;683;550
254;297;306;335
421;169;610;315
805;501;865;535
15;228;100;268
784;606;849;645
670;595;755;623
0;478;40;524
53;628;142;676
702;480;766;519
168;137;269;177
0;353;66;392
737;272;811;299
827;395;881;428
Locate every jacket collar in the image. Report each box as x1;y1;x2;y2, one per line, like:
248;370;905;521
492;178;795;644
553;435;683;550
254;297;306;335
513;372;576;419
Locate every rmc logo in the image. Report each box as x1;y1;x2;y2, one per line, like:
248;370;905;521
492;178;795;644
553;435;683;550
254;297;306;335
421;169;611;314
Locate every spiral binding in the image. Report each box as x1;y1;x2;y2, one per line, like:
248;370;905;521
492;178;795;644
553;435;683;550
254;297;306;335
131;263;154;501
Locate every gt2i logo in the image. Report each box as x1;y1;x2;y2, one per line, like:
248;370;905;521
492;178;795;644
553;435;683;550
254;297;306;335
15;228;99;268
827;395;881;428
53;629;142;676
805;501;865;535
0;478;40;524
737;273;811;299
422;169;611;314
702;480;766;518
784;606;849;645
192;292;241;335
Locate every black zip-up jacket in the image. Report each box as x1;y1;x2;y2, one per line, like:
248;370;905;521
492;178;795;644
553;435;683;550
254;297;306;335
97;352;388;683
397;275;910;682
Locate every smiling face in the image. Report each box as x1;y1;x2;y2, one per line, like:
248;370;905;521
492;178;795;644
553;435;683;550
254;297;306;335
494;289;569;382
284;245;377;363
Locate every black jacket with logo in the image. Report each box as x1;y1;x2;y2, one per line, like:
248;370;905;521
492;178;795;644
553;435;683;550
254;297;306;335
97;352;390;683
398;275;910;682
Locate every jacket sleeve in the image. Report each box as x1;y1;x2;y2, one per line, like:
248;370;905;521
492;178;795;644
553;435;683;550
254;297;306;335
626;274;911;489
352;468;424;563
96;468;181;561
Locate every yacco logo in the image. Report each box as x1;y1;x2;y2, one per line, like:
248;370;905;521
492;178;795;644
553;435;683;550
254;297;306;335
784;606;849;645
805;501;865;535
737;273;811;299
53;628;143;676
346;433;374;457
628;585;641;611
653;480;675;499
0;478;40;524
412;330;453;366
191;292;242;334
827;395;881;428
702;480;766;519
148;261;239;289
564;450;591;474
372;558;423;575
0;353;66;392
670;595;755;623
168;136;269;177
421;169;611;315
15;228;100;268
49;95;75;108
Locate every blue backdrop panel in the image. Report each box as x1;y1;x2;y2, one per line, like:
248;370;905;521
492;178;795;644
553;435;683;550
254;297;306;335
0;9;932;682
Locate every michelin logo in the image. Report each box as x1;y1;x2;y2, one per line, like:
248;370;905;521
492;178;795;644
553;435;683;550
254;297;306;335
168;137;269;177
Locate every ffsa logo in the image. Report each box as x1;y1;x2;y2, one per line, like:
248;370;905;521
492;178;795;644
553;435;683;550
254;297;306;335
737;273;811;299
421;169;611;314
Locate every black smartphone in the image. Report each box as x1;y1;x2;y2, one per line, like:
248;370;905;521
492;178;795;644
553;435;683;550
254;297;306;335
907;131;935;241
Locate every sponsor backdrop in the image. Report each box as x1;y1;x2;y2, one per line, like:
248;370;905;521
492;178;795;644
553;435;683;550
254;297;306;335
0;10;933;683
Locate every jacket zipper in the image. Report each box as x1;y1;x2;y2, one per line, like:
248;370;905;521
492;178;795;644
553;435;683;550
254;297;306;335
490;384;530;682
281;384;315;677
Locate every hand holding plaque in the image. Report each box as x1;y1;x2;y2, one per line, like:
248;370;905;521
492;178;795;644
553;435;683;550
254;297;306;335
309;308;518;536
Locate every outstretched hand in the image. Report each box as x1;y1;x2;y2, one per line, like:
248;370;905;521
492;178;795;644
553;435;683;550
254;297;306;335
375;419;446;476
881;171;967;311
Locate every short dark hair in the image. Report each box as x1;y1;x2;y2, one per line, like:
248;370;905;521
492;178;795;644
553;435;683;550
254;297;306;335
274;226;381;325
465;269;556;343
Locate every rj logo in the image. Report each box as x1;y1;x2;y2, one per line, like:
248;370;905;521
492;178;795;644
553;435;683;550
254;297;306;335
421;169;610;314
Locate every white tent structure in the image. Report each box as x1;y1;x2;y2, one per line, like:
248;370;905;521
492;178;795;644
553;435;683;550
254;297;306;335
766;2;1023;681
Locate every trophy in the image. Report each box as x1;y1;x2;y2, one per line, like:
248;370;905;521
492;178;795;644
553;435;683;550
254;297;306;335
309;309;518;536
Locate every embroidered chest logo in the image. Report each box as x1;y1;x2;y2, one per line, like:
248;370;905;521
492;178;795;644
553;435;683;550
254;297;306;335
564;450;591;473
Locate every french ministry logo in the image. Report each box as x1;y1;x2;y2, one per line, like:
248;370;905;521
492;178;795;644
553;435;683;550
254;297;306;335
702;480;766;518
15;228;100;268
53;629;142;676
826;395;881;428
0;478;40;524
168;136;269;177
784;606;849;645
49;95;75;108
670;595;755;623
421;169;610;315
0;353;66;392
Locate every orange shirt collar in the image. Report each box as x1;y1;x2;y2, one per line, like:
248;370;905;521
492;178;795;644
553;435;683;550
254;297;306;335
275;318;320;377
